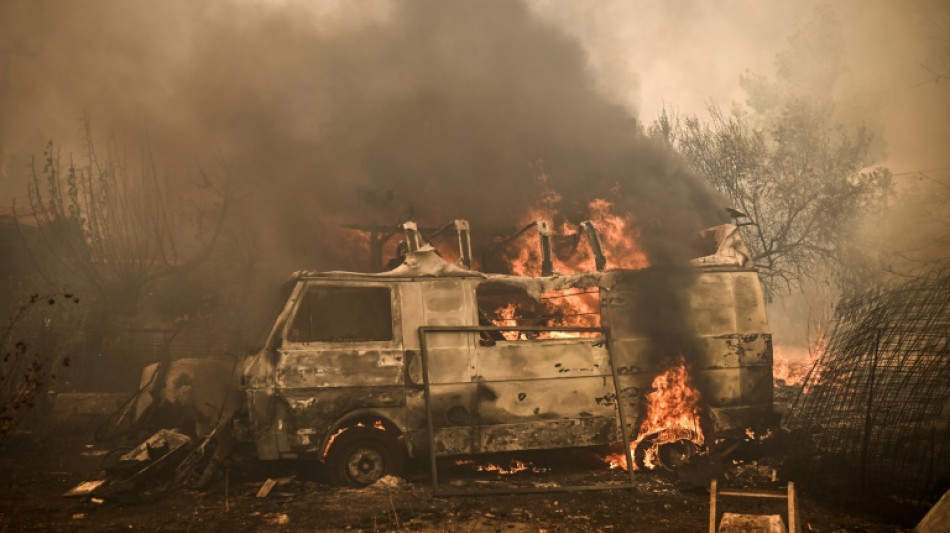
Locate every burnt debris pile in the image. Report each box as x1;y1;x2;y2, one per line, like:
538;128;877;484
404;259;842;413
785;268;950;502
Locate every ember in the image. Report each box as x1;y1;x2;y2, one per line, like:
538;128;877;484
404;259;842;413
453;458;550;475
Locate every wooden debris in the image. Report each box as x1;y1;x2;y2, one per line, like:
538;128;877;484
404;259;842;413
63;480;106;497
917;488;950;533
256;478;278;498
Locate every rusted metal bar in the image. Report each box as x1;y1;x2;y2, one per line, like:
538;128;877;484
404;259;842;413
401;222;423;252
604;327;636;485
537;221;553;276
424;219;474;269
579;220;607;271
497;220;554;276
422;325;603;333
455;220;472;269
342;222;439;271
441;374;611;385
418;326;440;494
539;289;600;300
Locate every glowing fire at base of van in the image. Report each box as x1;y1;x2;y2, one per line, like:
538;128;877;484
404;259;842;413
606;360;705;471
454;458;550;475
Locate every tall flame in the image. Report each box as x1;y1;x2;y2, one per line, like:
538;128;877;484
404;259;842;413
492;177;649;338
503;171;648;277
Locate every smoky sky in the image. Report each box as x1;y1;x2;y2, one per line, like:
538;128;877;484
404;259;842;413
0;0;726;273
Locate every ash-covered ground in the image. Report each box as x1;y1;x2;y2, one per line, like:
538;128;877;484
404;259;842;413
0;413;915;533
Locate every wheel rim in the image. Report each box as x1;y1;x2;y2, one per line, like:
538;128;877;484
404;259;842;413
344;446;386;485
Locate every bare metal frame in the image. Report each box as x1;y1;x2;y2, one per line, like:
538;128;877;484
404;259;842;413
417;325;637;496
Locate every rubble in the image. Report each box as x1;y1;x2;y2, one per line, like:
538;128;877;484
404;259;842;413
63;479;106;497
63;429;194;502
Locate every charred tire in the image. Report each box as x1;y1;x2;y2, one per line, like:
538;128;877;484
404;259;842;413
326;427;405;487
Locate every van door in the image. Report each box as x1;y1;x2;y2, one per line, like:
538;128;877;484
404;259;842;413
273;281;406;457
401;279;480;456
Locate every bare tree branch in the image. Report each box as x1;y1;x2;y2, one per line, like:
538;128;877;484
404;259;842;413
16;132;232;318
655;103;891;299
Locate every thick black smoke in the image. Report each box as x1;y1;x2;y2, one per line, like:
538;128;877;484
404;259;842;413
1;0;725;274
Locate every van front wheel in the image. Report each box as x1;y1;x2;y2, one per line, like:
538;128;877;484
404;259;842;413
326;427;404;487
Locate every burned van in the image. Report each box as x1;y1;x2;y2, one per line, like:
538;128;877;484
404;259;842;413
240;222;773;486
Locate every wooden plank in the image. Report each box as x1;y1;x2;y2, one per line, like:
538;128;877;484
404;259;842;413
63;480;106;497
917;488;950;533
788;482;798;533
718;489;788;499
709;480;718;533
718;513;787;533
256;478;278;498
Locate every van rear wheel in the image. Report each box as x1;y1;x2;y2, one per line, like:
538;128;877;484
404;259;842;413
326;427;404;487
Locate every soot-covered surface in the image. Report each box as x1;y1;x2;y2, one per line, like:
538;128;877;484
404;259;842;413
0;416;914;532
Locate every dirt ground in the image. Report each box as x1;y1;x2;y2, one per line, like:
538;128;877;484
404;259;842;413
0;416;920;533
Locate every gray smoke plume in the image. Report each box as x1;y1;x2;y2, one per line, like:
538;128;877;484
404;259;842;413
0;0;725;274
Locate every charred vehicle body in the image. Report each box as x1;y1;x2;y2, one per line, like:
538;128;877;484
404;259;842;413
239;221;773;487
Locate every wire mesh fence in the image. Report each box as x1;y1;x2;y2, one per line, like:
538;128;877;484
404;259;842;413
785;268;950;501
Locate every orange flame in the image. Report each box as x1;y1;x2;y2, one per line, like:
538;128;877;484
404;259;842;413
605;359;705;471
541;289;601;339
491;178;649;338
773;325;826;387
503;170;649;277
493;303;522;341
582;198;649;271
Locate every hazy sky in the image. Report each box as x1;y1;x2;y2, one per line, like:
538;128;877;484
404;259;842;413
2;0;947;196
